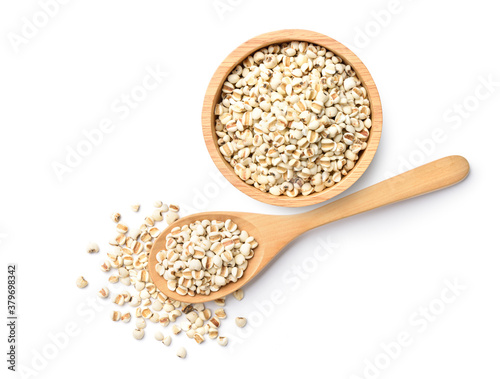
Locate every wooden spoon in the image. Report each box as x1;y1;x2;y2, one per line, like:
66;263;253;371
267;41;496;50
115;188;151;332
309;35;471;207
148;155;469;303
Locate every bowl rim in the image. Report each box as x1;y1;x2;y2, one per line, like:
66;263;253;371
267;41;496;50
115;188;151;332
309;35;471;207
202;29;383;207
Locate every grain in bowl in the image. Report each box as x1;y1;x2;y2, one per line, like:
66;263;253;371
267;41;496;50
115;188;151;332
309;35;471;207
214;40;372;197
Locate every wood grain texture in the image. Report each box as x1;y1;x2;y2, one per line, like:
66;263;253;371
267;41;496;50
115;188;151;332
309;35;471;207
202;29;383;207
148;156;469;303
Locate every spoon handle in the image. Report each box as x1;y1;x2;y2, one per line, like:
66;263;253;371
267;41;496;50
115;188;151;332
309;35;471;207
294;155;469;231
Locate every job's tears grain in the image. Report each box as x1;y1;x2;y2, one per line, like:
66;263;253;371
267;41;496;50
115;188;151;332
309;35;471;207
85;202;252;359
155;219;257;296
215;41;371;197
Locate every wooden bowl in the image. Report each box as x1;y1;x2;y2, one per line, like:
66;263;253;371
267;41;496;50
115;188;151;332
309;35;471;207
202;29;383;207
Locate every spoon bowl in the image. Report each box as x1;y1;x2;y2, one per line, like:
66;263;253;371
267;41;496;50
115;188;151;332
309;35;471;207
148;211;272;303
148;156;470;303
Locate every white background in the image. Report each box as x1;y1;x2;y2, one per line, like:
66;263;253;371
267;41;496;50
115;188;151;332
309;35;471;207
1;0;499;378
